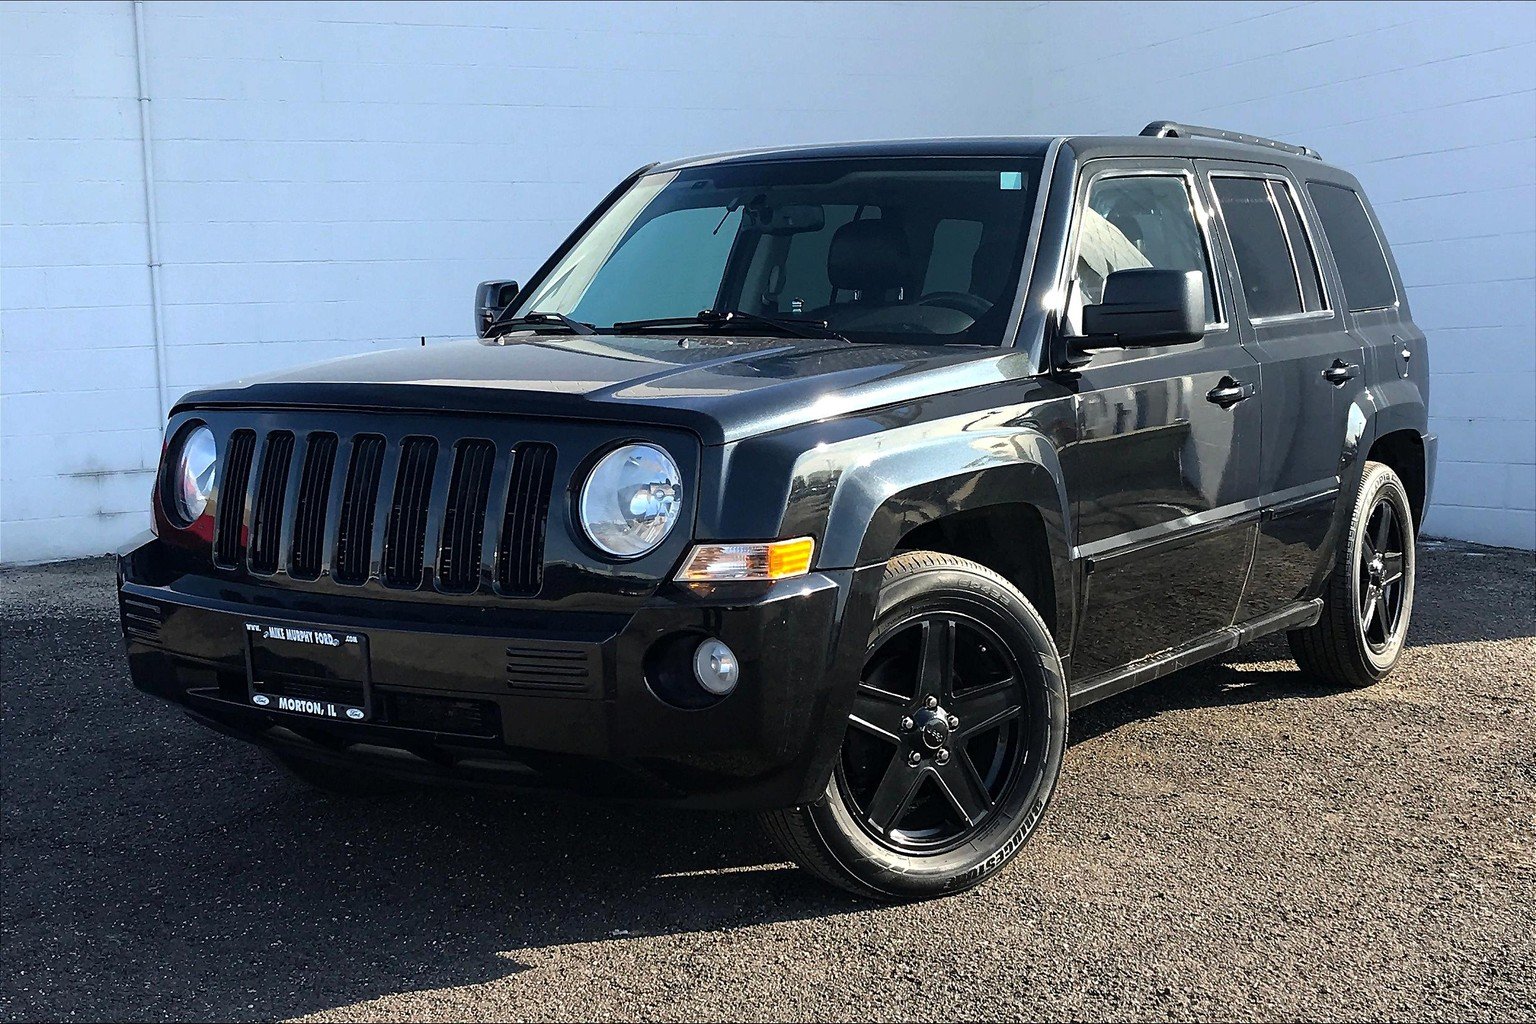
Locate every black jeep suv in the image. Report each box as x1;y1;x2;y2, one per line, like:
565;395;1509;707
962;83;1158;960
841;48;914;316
119;123;1434;899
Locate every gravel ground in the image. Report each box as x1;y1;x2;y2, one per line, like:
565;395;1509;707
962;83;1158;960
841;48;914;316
2;541;1532;1022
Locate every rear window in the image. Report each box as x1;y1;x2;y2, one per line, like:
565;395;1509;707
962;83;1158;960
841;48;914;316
1307;182;1397;311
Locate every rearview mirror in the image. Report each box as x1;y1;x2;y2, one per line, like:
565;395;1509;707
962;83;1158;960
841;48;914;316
1080;268;1205;348
747;203;825;236
475;280;520;337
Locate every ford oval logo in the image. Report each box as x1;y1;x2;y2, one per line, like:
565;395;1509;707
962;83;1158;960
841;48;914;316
251;694;270;706
346;707;365;720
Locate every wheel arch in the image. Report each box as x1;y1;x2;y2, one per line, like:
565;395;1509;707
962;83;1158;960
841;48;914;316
1366;428;1427;529
893;504;1060;640
1344;380;1431;532
815;427;1076;655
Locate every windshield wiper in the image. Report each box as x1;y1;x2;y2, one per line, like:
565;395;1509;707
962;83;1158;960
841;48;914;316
613;309;847;342
486;311;596;337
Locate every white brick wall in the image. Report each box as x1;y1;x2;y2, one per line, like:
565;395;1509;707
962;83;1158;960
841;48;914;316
2;2;160;561
2;0;1533;561
1021;0;1536;549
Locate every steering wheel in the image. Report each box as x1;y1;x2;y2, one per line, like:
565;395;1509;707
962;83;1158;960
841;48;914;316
918;291;992;319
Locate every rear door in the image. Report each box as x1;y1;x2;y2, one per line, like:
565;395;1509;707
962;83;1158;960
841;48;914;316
1198;161;1366;619
1059;159;1262;683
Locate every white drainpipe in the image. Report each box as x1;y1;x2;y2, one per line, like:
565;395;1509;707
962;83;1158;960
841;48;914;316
132;0;170;421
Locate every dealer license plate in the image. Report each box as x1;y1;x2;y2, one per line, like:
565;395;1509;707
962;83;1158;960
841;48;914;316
244;621;372;722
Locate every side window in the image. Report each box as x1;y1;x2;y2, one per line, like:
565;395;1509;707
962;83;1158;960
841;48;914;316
1212;176;1304;319
1270;180;1327;312
1075;175;1218;325
1307;182;1398;311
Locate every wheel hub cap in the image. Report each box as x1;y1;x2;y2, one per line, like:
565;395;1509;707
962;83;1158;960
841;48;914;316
915;707;952;750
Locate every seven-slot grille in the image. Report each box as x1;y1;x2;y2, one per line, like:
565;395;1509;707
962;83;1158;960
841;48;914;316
213;430;557;597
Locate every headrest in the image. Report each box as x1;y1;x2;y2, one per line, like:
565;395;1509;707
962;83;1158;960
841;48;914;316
827;219;910;293
970;230;1011;299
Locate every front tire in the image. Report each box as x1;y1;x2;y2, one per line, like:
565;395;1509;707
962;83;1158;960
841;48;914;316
762;551;1068;900
1289;460;1416;687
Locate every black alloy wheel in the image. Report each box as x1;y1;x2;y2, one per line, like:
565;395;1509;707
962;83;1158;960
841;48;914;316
760;551;1068;900
839;612;1030;853
1358;496;1408;654
1290;460;1417;687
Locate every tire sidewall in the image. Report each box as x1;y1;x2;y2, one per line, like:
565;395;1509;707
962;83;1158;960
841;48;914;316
806;558;1068;899
1348;465;1416;675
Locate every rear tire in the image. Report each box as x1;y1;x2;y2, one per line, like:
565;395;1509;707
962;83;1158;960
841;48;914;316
762;551;1068;900
264;749;408;797
1289;460;1416;688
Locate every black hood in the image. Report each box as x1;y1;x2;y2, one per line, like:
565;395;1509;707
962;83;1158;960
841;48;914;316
174;333;1023;444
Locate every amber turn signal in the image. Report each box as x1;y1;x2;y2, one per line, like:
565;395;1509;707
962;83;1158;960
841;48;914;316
676;537;815;582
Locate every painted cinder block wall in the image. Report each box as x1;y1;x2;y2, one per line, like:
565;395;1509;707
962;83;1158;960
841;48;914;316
2;0;1533;562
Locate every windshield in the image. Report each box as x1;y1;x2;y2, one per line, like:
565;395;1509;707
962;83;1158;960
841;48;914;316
511;156;1043;345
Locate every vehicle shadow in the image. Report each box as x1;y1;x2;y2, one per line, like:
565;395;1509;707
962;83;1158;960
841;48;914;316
3;730;861;1022
1067;633;1352;745
0;571;861;1023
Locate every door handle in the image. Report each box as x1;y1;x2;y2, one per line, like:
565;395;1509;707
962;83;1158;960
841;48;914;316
1322;359;1360;385
1206;377;1256;408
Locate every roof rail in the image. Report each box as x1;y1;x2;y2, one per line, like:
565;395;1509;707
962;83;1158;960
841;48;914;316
1140;121;1322;160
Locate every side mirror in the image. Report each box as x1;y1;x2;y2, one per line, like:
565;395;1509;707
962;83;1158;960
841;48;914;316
475;280;519;337
1080;268;1205;348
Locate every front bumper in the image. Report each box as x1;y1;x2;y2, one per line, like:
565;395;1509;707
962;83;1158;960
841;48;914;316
119;536;879;809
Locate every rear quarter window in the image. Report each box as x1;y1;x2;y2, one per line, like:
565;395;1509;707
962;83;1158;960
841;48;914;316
1306;182;1398;311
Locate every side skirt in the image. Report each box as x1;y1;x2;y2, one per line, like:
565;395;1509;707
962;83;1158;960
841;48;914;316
1067;599;1323;711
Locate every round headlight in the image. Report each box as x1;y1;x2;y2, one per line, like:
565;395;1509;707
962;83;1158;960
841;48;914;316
578;443;682;558
171;425;217;524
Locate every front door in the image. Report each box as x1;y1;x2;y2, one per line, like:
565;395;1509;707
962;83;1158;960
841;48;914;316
1197;163;1367;618
1058;160;1262;684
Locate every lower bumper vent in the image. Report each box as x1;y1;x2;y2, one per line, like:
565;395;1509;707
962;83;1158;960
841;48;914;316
505;643;598;695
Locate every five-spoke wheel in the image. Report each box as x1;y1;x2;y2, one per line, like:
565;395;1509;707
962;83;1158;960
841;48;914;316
841;613;1029;852
761;551;1067;900
1291;460;1417;687
1358;497;1408;653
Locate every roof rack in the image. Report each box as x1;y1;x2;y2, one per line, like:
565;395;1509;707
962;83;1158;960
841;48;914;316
1140;121;1322;160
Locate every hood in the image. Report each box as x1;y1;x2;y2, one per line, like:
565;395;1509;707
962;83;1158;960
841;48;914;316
175;333;1028;445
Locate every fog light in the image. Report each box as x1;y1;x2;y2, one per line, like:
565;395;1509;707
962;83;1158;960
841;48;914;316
692;638;739;696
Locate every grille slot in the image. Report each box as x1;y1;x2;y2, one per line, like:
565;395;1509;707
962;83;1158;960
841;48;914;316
382;436;438;589
334;435;386;586
505;644;596;695
247;430;295;574
437;439;496;593
289;432;338;580
498;442;557;595
213;429;257;569
380;691;500;737
121;597;163;645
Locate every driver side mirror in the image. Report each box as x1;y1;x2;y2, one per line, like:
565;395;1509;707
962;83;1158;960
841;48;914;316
1079;268;1205;349
475;280;519;338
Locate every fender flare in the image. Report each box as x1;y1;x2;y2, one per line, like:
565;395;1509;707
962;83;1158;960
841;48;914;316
1339;378;1430;524
815;426;1076;650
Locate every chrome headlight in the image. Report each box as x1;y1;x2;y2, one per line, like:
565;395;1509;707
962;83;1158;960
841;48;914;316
170;425;217;524
578;443;682;558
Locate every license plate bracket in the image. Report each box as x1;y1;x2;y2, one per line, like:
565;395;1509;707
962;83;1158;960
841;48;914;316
244;621;372;722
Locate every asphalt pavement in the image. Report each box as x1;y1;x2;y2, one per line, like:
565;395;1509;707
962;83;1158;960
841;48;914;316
2;541;1532;1022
